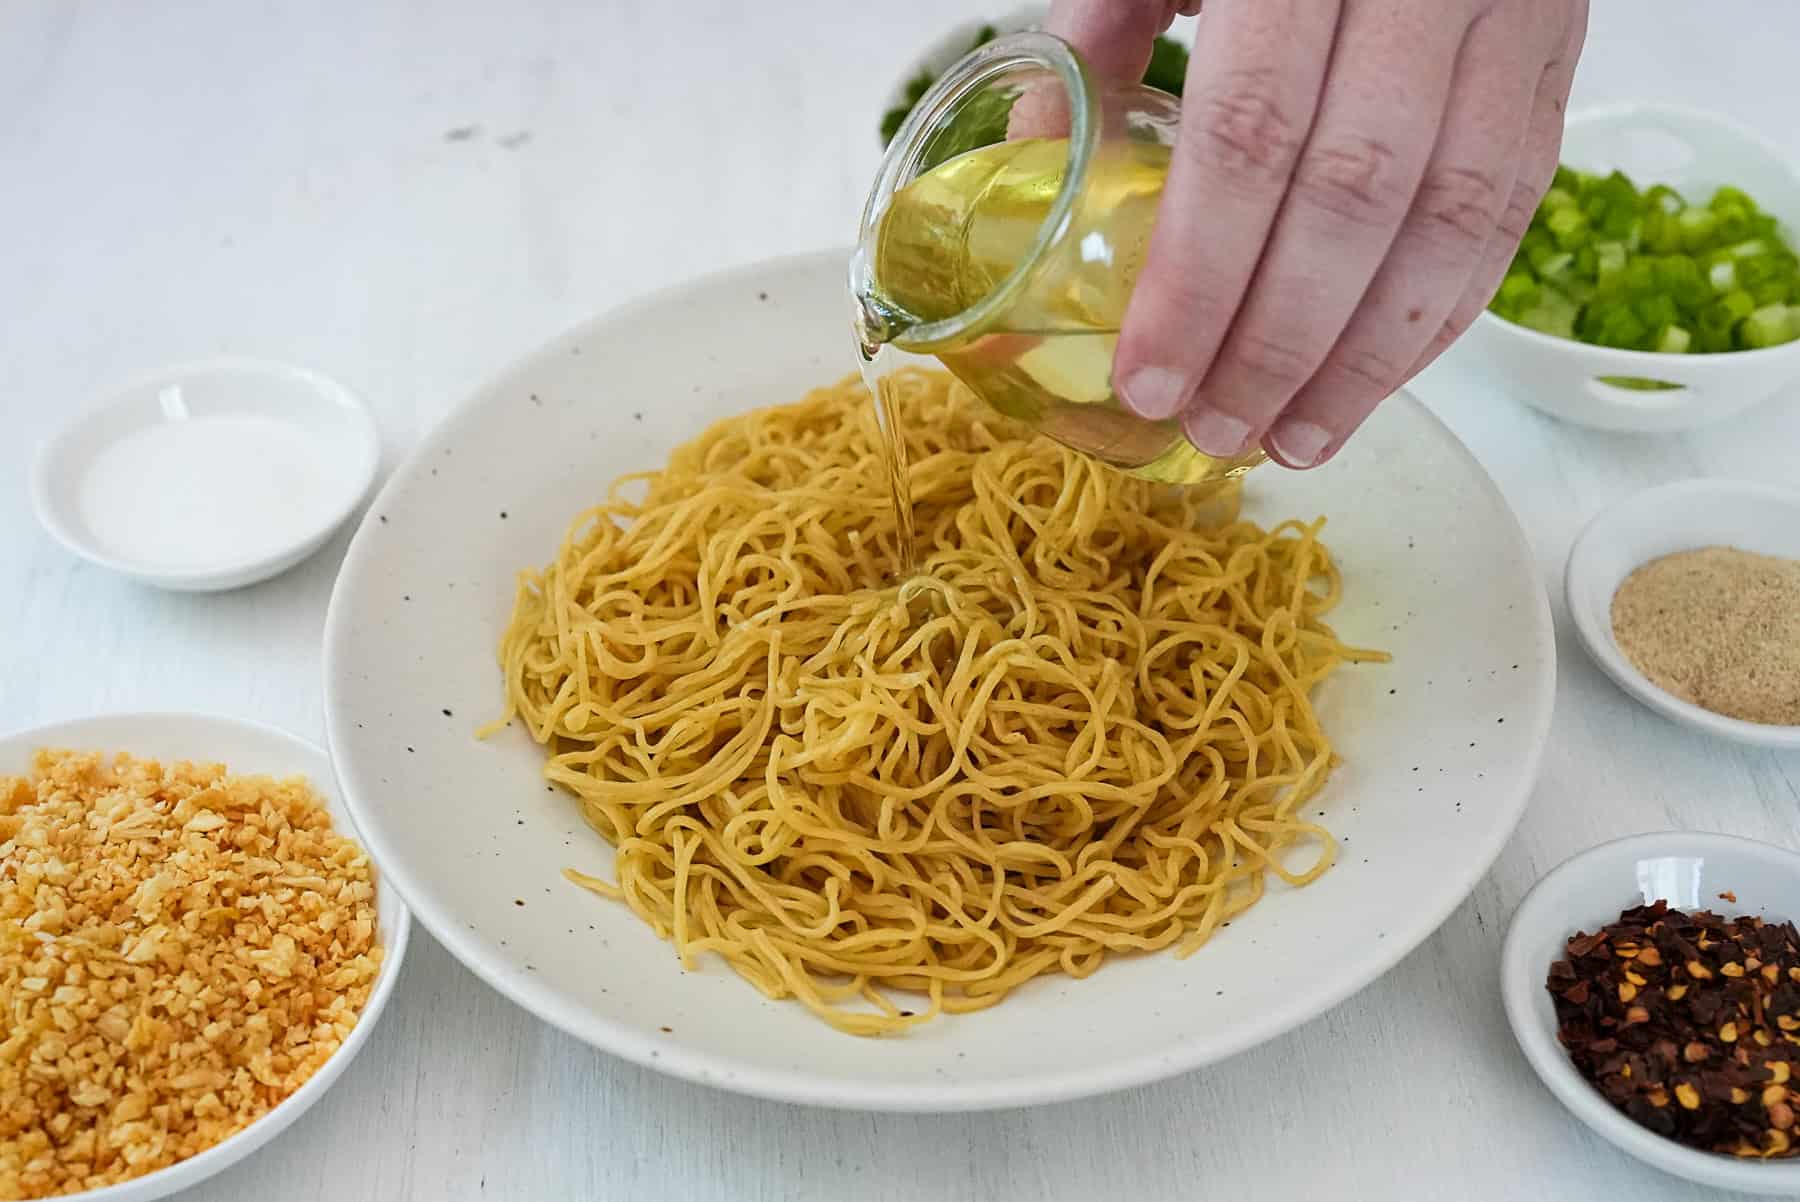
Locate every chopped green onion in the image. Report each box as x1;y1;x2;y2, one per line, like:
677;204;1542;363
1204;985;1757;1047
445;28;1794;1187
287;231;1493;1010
1540;186;1578;213
1715;204;1753;243
1633;294;1679;330
1655;256;1710;310
1547;206;1590;250
1720;289;1757;322
1752;279;1789;307
1677;207;1719;249
1574;245;1599;279
1495;272;1538;310
1491;162;1800;353
1536;251;1576;280
1525;236;1563;272
1643;209;1683;255
1599;309;1648;348
1595;241;1628;284
1741;304;1798;349
1513;289;1579;339
1628;258;1658;292
1711;185;1755;212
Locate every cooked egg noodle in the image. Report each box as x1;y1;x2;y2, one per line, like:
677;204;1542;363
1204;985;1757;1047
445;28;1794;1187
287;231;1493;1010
491;370;1383;1035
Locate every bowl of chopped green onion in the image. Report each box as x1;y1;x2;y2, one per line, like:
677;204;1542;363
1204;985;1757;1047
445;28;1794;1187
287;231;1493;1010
1464;103;1800;432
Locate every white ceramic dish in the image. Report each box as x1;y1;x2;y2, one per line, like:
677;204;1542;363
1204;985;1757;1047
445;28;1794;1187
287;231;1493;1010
1502;832;1800;1195
31;358;380;591
0;712;410;1202
1566;477;1800;750
1459;103;1800;432
322;248;1556;1112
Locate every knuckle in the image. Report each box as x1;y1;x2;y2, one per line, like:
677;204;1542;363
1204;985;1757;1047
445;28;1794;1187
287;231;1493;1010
1413;324;1460;372
1139;270;1236;341
1186;70;1305;182
1292;135;1408;228
1521;157;1557;204
1330;343;1405;394
1226;329;1317;389
1437;301;1484;347
1496;171;1551;245
1415;166;1504;243
1494;196;1535;245
1516;138;1561;205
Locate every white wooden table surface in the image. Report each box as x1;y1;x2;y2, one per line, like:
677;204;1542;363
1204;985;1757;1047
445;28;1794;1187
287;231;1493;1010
4;3;1799;1199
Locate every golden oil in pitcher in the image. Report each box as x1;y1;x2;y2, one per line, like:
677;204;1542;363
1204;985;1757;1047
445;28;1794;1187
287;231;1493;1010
852;36;1266;487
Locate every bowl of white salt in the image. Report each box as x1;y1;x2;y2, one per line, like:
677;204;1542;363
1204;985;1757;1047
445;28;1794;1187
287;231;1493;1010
1566;477;1800;749
31;358;380;591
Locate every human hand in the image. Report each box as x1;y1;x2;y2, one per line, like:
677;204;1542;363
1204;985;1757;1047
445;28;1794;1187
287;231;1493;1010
1050;0;1589;467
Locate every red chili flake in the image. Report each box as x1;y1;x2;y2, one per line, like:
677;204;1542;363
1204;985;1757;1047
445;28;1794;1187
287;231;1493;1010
1547;900;1800;1159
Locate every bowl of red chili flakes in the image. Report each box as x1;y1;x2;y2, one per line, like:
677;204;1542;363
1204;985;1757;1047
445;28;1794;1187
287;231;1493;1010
1503;831;1800;1195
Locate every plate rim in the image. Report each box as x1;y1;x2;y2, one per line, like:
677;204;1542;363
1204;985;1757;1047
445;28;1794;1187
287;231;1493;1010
323;247;1557;1111
0;710;411;1201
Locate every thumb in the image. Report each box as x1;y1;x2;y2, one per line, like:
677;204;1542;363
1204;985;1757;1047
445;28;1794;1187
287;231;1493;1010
1045;0;1182;83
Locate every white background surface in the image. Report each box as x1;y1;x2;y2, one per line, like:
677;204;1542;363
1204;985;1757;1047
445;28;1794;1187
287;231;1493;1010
3;3;1798;1199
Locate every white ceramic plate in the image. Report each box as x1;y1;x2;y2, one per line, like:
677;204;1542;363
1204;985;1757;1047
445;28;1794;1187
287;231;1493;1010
1566;478;1800;750
0;712;410;1202
322;249;1555;1111
31;358;380;592
1502;832;1800;1196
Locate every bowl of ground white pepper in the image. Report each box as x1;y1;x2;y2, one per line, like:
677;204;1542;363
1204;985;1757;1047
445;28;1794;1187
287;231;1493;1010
1504;832;1800;1195
1565;478;1800;749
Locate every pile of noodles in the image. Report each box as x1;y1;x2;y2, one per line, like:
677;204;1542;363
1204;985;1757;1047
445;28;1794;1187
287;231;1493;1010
491;369;1383;1034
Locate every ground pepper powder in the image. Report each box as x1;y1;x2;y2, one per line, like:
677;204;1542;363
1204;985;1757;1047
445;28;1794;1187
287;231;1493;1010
1610;545;1800;726
1548;900;1800;1159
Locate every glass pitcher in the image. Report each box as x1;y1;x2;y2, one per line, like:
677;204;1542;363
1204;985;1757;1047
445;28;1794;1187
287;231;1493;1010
851;30;1265;486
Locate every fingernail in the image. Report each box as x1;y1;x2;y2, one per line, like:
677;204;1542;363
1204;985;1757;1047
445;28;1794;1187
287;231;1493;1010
1118;366;1190;420
1183;406;1252;457
1266;417;1333;468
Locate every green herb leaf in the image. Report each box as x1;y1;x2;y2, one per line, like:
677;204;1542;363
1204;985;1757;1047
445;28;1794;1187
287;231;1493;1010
880;27;1189;146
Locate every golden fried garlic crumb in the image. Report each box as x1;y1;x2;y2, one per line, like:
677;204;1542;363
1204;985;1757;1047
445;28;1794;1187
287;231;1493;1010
1;751;382;1198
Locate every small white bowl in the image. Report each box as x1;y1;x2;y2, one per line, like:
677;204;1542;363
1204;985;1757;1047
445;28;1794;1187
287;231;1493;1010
1460;103;1800;432
31;358;380;591
1565;477;1800;750
0;712;410;1202
1502;832;1800;1196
